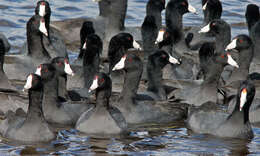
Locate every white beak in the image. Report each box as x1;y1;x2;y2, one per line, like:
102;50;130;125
64;61;75;76
112;56;127;71
39;20;48;36
188;4;197;14
39;4;46;17
82;42;87;49
169;54;180;64
199;23;210;33
202;2;208;10
155;29;165;44
240;88;247;111
24;74;33;90
35;66;42;76
227;54;239;68
89;77;99;92
225;38;237;51
133;40;142;50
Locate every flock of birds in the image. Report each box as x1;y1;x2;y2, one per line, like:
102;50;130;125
0;0;259;143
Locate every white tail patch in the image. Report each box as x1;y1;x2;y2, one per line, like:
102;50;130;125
199;23;210;33
155;29;165;44
188;4;197;14
240;88;247;111
64;60;74;76
89;76;99;92
227;54;239;68
112;55;127;71
169;54;180;64
225;38;237;51
24;74;33;90
39;19;48;36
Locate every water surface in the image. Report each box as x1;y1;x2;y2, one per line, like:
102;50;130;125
0;0;260;155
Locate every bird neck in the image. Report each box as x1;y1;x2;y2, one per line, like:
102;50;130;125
26;87;45;122
147;61;164;96
120;67;142;101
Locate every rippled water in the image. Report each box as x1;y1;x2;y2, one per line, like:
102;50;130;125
0;0;260;155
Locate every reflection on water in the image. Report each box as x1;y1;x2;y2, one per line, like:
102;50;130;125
0;0;260;155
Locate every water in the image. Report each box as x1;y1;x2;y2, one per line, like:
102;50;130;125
0;0;260;155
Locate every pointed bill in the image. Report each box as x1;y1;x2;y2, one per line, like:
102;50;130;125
169;54;180;64
112;55;127;71
225;38;237;51
39;3;46;17
35;65;42;76
155;29;165;44
133;40;142;50
199;23;210;33
64;59;74;76
89;76;99;92
227;54;239;68
188;4;197;14
82;42;87;49
24;74;33;90
39;19;48;36
240;88;247;111
202;2;208;10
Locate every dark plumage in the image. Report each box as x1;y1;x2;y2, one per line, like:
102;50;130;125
187;80;255;139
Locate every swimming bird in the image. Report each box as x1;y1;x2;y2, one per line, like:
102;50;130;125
0;39;28;113
112;53;188;124
187;80;255;139
76;72;127;135
4;15;50;81
172;43;239;106
35;63;93;126
146;0;166;31
67;34;103;94
245;4;260;74
21;0;68;58
186;0;222;50
0;74;55;142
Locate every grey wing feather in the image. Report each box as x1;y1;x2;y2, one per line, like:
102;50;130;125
109;106;127;130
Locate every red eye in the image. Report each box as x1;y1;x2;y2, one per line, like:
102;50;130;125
212;22;216;26
41;2;45;5
128;58;133;62
162;55;166;58
99;78;104;83
181;2;187;6
220;54;225;58
57;62;62;66
127;37;131;41
45;69;48;73
239;39;243;43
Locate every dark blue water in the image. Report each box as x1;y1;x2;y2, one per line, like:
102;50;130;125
0;0;260;155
